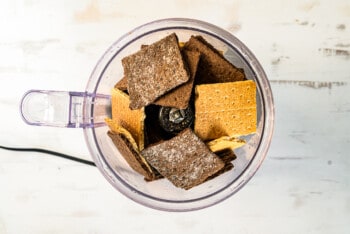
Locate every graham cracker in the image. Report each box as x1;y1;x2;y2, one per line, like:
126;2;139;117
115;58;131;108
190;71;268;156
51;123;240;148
122;33;190;109
194;80;257;140
114;77;128;91
107;130;158;181
105;118;139;152
141;128;225;190
111;87;145;150
154;49;200;109
205;149;236;181
216;149;237;163
205;162;234;182
206;136;246;152
192;35;225;59
184;35;245;84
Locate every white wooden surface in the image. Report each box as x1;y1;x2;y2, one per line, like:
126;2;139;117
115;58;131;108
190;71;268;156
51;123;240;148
1;0;349;233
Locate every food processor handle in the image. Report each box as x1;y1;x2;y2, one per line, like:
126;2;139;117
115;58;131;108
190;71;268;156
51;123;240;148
20;90;110;128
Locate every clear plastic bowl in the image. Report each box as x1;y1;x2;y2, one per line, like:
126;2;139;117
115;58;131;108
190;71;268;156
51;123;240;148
83;18;274;211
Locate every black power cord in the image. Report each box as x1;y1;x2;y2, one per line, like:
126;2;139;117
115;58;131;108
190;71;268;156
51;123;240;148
0;145;96;167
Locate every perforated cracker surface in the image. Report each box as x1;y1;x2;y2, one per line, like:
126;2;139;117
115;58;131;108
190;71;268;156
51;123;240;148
194;80;257;140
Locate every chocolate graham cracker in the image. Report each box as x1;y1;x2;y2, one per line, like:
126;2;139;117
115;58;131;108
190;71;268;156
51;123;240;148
122;33;190;109
141;128;225;190
216;149;237;163
206;149;236;182
107;128;159;181
205;162;234;182
184;35;245;84
154;49;200;109
114;77;128;91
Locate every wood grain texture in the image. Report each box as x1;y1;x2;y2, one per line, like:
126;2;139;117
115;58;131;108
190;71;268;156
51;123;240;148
0;0;349;233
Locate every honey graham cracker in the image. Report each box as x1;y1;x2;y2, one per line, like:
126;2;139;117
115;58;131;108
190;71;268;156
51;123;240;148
194;80;257;141
105;118;139;152
111;87;145;150
206;136;246;152
122;33;190;109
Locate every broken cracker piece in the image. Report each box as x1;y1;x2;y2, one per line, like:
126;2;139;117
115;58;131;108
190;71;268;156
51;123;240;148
205;162;234;182
184;35;245;84
216;149;237;163
114;77;128;91
206;136;246;152
122;33;190;109
107;129;158;181
111;88;145;150
106;118;139;152
205;149;236;182
141;128;225;190
194;80;257;141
